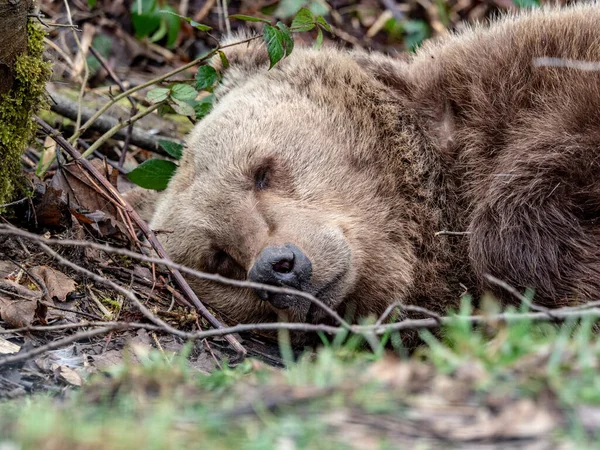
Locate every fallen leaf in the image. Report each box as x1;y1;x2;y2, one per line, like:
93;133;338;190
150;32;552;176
50;160;128;238
51;363;83;387
30;265;77;302
0;336;20;355
0;297;37;328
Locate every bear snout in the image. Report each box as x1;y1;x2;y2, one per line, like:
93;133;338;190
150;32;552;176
249;243;313;309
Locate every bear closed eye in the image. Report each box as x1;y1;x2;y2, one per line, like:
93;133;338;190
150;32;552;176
143;3;600;343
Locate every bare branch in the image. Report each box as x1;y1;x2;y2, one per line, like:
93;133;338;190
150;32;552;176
534;57;600;72
31;120;247;356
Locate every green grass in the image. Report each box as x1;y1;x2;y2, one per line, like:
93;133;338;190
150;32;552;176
2;302;600;449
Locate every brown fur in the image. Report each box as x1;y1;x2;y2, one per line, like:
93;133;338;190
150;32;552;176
146;4;600;331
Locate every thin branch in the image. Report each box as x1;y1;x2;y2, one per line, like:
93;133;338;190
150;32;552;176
0;326;116;367
534;57;600;72
66;34;261;147
49;93;169;156
88;45;138;167
79;103;162;159
0;197;29;209
484;273;554;316
435;230;472;237
30;121;247;355
0;225;349;329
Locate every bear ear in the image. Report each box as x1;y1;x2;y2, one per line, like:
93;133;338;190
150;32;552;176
212;33;270;98
351;51;413;99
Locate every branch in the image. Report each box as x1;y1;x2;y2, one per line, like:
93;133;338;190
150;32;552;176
0;224;349;329
49;93;168;156
31;120;246;356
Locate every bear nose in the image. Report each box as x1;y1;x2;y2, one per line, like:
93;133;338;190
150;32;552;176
248;243;312;308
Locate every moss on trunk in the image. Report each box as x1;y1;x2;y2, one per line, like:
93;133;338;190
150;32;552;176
0;19;52;206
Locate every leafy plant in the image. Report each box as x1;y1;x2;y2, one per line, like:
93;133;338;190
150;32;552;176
127;8;331;190
127;140;182;190
130;0;182;48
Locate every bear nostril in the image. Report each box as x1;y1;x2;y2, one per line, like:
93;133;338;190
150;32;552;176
248;244;312;307
272;257;294;274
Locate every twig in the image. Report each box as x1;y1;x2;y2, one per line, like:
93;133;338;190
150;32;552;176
0;197;29;209
49;93;169;156
88;45;138;167
0;326;116;367
484;273;553;316
380;0;406;21
32;120;246;355
0;321;166;335
435;230;472;237
63;0;90;132
0;254;49;301
533;57;600;72
0;225;349;329
79;103;162;159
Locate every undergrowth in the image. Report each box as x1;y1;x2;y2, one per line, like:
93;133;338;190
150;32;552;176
1;301;600;449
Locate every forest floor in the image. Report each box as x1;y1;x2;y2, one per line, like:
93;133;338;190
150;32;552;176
1;0;598;448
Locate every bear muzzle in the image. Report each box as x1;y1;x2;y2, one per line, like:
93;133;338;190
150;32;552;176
248;243;313;310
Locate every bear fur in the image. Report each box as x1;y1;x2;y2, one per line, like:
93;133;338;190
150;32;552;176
147;4;600;329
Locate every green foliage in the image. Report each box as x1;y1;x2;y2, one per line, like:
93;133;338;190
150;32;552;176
195;65;218;91
157;139;183;159
229;14;271;23
275;0;329;19
291;8;317;31
127;159;178;190
514;0;540;7
263;23;295;68
86;35;112;76
130;0;181;48
0;20;52;206
160;10;212;31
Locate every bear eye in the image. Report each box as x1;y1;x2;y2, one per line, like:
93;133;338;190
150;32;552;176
254;166;270;190
212;250;245;280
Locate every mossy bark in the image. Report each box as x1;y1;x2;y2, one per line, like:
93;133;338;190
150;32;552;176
0;7;52;206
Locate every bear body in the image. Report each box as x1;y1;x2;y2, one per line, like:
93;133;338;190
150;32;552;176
149;4;600;327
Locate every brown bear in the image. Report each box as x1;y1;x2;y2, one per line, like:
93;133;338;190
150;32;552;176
144;4;600;329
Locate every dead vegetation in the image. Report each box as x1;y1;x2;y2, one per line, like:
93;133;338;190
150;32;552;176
0;0;598;447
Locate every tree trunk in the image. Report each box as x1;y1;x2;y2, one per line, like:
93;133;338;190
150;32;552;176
0;0;51;206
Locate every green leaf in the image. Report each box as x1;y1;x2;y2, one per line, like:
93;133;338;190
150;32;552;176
88;0;97;8
193;95;214;119
127;159;178;190
163;8;181;48
229;14;271;23
513;0;540;6
195;65;218;91
218;51;230;69
158;140;184;160
170;84;198;101
263;24;285;69
313;27;323;49
277;22;294;57
149;17;168;43
146;88;170;103
316;16;332;33
189;21;212;31
169;98;196;117
159;9;212;31
403;20;430;52
157;103;175;117
131;0;161;38
291;8;315;32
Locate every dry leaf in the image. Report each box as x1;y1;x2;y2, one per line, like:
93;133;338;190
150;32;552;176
0;297;37;328
51;363;84;387
30;265;77;302
0;336;20;355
